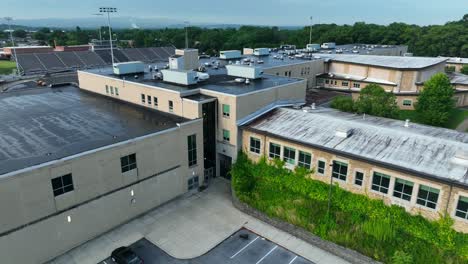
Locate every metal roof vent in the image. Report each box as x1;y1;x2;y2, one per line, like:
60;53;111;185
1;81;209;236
451;151;468;167
311;103;316;110
335;127;353;138
404;119;410;128
302;106;311;113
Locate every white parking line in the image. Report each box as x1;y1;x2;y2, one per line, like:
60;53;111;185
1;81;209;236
288;256;298;264
230;236;259;259
255;245;278;264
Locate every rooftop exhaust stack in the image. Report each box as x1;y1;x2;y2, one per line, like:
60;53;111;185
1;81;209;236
404;119;410;128
311;103;316;110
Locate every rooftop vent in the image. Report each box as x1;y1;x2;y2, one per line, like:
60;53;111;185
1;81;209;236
335;127;353;138
451;151;468;167
404;119;410;128
302;106;311;112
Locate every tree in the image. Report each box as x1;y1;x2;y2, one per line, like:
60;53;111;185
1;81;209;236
461;65;468;75
355;84;399;118
330;96;355;112
415;73;454;126
13;29;27;38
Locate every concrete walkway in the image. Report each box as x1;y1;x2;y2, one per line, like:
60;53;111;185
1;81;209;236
48;178;348;264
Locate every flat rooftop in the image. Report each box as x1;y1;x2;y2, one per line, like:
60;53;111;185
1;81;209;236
244;107;468;187
84;65;303;96
317;54;447;69
0;86;188;176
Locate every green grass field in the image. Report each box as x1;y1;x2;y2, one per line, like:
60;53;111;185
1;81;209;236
398;108;468;129
0;60;17;75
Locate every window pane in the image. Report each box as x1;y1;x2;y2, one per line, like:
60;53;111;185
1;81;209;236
62;174;73;186
51;177;62;190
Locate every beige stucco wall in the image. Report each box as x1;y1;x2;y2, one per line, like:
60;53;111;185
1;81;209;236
242;129;468;233
0;119;204;264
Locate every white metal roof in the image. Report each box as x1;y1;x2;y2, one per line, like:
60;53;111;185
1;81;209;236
319;54;447;69
246;107;468;186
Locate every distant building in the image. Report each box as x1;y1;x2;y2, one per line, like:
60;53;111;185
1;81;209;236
3;45;53;56
446;57;468;72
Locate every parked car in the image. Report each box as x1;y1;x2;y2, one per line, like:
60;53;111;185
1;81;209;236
111;247;143;264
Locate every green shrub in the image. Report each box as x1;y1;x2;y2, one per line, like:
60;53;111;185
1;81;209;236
232;152;468;264
330;96;355;112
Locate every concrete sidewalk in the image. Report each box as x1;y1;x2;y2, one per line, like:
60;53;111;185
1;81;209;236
48;178;348;264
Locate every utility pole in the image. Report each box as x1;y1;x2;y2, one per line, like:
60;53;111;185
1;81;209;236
309;16;313;45
4;17;21;75
184;21;189;49
99;7;117;66
92;13;104;43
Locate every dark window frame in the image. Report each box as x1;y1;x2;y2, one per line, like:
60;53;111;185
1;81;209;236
354;171;364;186
393;178;414;201
298;151;311;169
51;174;74;197
120;153;137;173
283;146;296;165
416;185;439;209
187;134;197;167
269;143;281;159
250;137;261;154
317;160;326;175
332;161;348;181
371;172;390;194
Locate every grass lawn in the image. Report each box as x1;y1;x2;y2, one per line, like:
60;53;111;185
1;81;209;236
0;60;17;75
398;108;468;130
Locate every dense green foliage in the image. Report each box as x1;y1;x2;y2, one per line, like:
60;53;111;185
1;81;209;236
355;84;399;118
330;96;355;112
398;108;468;129
415;73;455;126
330;84;398;118
17;14;468;57
461;65;468;75
232;152;468;264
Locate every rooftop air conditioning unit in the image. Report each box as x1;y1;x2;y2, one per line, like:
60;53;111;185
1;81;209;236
335;128;353;138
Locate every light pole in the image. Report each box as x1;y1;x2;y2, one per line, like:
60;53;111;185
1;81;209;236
92;13;103;43
309;16;313;45
99;7;117;66
184;21;189;49
4;17;21;75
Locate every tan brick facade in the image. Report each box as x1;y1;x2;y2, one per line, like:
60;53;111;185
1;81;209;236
242;129;468;233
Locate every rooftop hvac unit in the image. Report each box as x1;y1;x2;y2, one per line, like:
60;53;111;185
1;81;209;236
113;61;145;75
335;128;353;138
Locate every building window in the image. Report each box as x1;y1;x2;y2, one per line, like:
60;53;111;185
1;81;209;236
371;172;391;194
355;171;364;186
332;161;348;181
353;83;361;88
141;94;145;104
283;147;296;165
269;143;281;159
169;100;174;112
154;97;158;107
188;176;199;191
342;81;349;87
147;95;152;105
187;134;197;167
223;104;230;118
223;129;230;142
110;86;114;95
402;99;412;106
455;196;468;220
317;160;326;175
105;85;109;94
115;87;119;96
51;174;74;197
298;151;311;169
393;178;414;201
120;153;137;173
325;79;329;84
250;137;261;154
416;185;439;209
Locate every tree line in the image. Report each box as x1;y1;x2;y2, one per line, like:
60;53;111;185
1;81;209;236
1;14;467;57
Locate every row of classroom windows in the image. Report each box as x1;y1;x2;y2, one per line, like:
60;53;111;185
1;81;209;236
248;137;468;220
140;93;174;112
50;134;198;198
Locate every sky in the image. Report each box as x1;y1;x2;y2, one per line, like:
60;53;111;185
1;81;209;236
2;0;467;26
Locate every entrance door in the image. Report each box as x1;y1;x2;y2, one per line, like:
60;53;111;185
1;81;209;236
219;154;232;180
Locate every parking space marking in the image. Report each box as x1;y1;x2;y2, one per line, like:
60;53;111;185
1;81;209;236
288;256;298;264
230;236;259;259
255;245;278;264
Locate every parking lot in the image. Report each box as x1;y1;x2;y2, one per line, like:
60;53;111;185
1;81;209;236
99;228;314;264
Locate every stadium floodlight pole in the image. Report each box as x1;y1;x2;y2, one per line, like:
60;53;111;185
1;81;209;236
184;21;189;49
99;7;117;66
92;13;104;43
4;17;21;75
309;16;313;45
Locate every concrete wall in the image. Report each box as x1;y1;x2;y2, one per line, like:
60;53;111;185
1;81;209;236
0;119;204;264
264;60;325;89
242;129;468;233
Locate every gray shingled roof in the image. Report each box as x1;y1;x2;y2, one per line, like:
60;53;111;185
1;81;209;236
246;107;468;186
321;54;447;69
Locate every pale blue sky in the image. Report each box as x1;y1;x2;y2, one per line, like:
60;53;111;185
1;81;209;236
3;0;467;26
